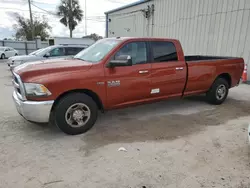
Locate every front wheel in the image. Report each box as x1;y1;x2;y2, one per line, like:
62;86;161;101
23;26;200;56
1;54;5;59
206;78;229;105
54;93;98;135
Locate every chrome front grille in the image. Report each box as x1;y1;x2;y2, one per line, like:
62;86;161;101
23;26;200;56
12;72;26;100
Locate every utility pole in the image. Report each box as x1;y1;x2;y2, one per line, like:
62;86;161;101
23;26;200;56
28;0;35;40
69;0;73;38
85;0;87;36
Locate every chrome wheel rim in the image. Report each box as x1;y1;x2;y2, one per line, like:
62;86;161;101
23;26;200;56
216;84;226;100
65;103;91;128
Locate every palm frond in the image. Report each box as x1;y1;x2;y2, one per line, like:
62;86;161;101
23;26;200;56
56;0;83;34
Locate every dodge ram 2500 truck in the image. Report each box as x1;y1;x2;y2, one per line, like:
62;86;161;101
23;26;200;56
12;37;244;135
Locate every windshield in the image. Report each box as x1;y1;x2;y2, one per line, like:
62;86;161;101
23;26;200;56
74;39;121;63
35;46;55;56
29;48;44;55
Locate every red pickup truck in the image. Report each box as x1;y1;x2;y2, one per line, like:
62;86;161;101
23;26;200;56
12;37;244;135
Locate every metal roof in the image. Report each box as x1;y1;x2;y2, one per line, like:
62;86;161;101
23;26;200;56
105;0;151;14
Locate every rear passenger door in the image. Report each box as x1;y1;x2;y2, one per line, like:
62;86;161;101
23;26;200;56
150;41;186;97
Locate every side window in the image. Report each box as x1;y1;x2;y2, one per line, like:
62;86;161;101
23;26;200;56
151;41;178;62
65;47;84;55
49;47;64;57
75;47;84;53
114;42;147;65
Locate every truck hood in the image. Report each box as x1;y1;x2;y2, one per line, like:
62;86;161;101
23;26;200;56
14;59;92;81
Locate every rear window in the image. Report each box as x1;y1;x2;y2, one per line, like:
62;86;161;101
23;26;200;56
151;41;178;62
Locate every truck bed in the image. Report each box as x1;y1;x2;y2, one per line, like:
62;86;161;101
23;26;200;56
185;55;240;62
183;56;244;96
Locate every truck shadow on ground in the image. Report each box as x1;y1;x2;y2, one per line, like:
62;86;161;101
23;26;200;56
81;96;250;153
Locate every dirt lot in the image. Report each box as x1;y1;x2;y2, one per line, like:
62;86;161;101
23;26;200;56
0;62;250;188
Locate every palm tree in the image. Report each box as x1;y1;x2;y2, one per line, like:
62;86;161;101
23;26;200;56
57;0;83;38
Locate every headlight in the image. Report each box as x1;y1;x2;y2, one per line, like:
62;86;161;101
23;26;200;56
24;83;51;97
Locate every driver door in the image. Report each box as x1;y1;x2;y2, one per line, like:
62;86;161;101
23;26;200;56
105;41;151;109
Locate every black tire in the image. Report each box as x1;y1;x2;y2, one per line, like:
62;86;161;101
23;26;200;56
54;93;98;135
15;53;18;56
206;78;229;105
1;54;5;59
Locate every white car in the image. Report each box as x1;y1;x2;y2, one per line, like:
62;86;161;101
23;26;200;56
0;47;18;59
8;45;86;70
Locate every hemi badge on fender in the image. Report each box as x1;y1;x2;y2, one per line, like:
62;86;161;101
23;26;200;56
151;88;160;94
108;80;120;87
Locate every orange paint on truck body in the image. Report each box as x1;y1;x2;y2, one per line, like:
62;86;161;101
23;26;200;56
15;37;244;110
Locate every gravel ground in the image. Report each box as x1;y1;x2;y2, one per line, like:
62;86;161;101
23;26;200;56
0;63;250;188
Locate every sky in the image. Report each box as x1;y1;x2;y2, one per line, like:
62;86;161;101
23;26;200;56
0;0;138;39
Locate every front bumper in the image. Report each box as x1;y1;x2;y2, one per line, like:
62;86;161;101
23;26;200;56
7;60;15;70
9;65;16;71
12;91;54;123
7;59;13;66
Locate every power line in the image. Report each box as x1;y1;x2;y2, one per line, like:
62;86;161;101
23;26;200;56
105;0;128;4
31;3;57;16
31;0;57;6
0;6;105;19
31;3;105;19
1;0;26;3
0;6;45;13
86;19;105;22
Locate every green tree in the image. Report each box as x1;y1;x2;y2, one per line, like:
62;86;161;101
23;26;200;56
13;15;51;41
57;0;83;38
83;33;103;41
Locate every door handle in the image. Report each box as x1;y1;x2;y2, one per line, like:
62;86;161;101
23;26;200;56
175;67;184;70
139;70;149;74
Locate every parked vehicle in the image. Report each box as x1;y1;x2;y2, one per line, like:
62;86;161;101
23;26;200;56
12;37;244;135
8;48;44;67
0;47;18;59
48;37;94;46
8;45;87;70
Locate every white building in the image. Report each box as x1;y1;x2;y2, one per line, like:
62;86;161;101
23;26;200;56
105;0;250;79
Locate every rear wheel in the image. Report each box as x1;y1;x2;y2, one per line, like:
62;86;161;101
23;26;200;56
1;54;5;59
54;93;98;135
15;53;18;56
206;78;229;105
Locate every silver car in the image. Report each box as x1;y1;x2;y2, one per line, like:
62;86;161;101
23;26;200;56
8;45;87;70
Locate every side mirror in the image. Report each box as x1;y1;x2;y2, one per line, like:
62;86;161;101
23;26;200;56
106;55;132;68
44;52;50;57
